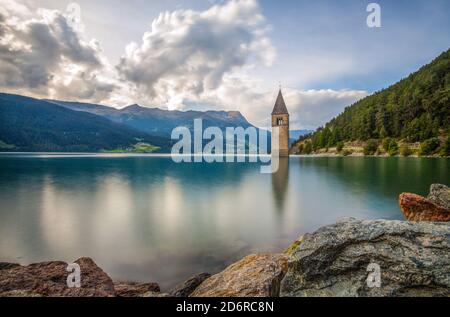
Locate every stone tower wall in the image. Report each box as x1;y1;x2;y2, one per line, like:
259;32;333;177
272;114;290;156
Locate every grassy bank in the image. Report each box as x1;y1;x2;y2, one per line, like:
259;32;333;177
101;142;161;154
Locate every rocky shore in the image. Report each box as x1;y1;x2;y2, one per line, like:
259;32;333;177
399;184;450;221
1;184;449;297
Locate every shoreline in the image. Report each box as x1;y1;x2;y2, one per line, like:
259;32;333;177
290;153;449;158
1;151;448;159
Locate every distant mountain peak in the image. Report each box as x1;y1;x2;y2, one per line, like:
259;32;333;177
37;97;256;137
123;104;144;110
226;110;245;118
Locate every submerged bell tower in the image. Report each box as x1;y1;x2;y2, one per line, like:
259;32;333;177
271;88;290;157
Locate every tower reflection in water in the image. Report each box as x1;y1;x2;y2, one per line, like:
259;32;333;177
271;157;289;214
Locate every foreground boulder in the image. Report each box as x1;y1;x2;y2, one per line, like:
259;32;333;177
0;257;115;297
399;193;450;221
114;281;160;297
280;219;450;297
169;273;211;297
0;263;20;270
399;184;450;222
191;254;288;297
428;184;450;209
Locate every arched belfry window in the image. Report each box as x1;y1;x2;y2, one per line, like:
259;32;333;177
277;118;283;126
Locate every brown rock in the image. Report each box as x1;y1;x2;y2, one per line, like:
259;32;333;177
399;193;450;222
141;291;170;297
169;273;211;297
0;290;43;297
0;257;115;297
190;254;288;297
114;281;160;297
0;263;20;270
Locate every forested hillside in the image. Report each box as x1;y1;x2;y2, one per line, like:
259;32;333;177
0;93;170;152
293;49;450;156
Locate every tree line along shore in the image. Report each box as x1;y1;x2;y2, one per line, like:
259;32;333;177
291;135;450;157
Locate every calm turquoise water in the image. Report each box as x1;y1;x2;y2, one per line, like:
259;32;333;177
0;154;448;290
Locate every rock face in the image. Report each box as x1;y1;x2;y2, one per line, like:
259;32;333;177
399;193;450;222
169;273;211;297
114;281;160;297
191;254;288;297
399;184;450;222
0;257;115;297
428;184;450;209
0;263;20;270
280;219;450;297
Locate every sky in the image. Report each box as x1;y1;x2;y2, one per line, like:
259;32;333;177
0;0;449;129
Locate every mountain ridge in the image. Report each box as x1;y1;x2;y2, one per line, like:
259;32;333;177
0;93;269;153
46;99;254;138
0;93;171;152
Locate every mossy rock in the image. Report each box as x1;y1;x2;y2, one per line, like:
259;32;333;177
284;235;305;255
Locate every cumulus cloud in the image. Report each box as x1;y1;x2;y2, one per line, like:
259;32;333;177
282;89;369;130
116;0;275;107
0;1;115;102
196;73;368;129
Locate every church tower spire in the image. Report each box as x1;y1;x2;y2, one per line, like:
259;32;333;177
272;89;289;115
271;88;290;156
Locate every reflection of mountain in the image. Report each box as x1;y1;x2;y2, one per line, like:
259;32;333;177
271;157;289;213
0;155;261;289
291;157;449;219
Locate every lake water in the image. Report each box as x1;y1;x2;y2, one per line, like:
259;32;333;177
0;154;448;290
